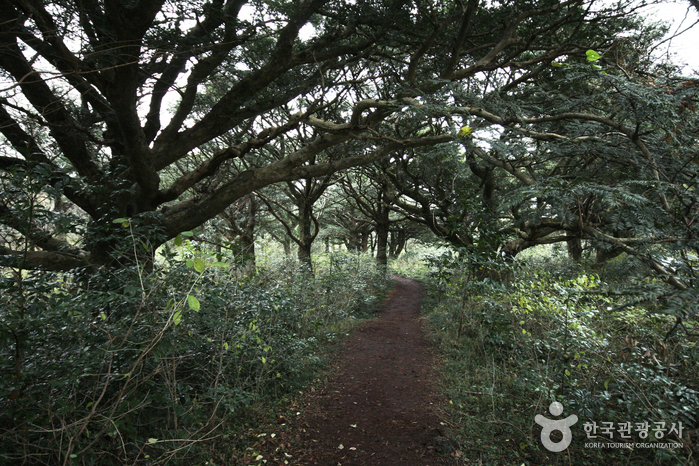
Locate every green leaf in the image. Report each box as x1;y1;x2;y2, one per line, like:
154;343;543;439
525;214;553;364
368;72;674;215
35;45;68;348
212;261;229;268
174;235;182;246
100;312;107;321
185;259;194;268
148;438;158;444
180;231;194;237
173;310;182;326
223;342;229;350
112;217;130;228
591;64;603;70
586;49;601;61
187;294;200;312
193;258;206;273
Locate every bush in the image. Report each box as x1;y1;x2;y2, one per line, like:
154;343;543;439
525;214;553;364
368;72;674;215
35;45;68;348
420;253;698;465
0;244;388;465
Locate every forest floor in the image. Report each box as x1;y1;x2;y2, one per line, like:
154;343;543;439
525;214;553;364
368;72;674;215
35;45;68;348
250;276;458;465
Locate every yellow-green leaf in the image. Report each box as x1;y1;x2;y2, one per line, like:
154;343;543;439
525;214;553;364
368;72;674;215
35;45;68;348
193;258;205;273
173;310;182;326
148;438;158;444
187;294;200;312
604;378;612;391
586;49;601;61
457;126;473;138
174;234;182;246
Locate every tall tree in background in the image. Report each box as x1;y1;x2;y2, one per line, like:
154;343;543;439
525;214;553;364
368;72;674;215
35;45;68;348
219;194;258;267
258;174;333;269
341;162;397;268
326;197;374;253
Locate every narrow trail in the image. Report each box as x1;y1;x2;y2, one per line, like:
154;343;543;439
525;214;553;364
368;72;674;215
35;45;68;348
292;276;453;465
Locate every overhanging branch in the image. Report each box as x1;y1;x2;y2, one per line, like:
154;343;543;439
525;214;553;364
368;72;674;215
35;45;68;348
583;225;688;291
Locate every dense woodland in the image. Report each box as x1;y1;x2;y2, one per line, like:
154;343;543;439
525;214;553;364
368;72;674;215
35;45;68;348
1;0;698;464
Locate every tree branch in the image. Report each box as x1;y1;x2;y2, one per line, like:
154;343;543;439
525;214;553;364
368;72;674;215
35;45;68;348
583;225;688;291
0;245;89;271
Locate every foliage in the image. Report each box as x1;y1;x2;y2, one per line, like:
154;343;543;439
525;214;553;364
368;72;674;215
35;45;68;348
0;241;388;465
1;0;699;463
421;252;698;465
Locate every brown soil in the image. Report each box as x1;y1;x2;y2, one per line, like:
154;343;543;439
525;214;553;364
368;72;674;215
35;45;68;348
287;276;456;465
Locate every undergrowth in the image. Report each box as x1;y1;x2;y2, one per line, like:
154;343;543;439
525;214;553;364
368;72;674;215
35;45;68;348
0;246;388;465
420;252;699;465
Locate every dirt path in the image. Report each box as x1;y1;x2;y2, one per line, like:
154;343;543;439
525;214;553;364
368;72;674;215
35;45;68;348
289;276;454;465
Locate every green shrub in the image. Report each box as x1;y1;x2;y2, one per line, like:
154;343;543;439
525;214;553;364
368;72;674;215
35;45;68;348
420;253;698;465
0;245;388;465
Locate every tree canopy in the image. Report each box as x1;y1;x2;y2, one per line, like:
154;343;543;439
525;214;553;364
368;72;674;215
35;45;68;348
0;0;669;265
0;0;697;307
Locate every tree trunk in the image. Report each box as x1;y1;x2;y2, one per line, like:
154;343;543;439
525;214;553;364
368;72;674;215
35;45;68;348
360;231;369;252
346;229;361;252
376;225;388;269
375;194;390;269
389;229;407;259
282;235;292;256
566;233;582;262
297;201;314;271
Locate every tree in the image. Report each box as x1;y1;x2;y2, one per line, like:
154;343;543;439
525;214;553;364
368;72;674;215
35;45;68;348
219;194;258;267
1;0;644;273
0;0;452;271
258;173;333;270
375;6;699;293
326;199;373;253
